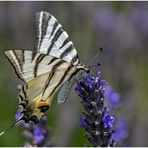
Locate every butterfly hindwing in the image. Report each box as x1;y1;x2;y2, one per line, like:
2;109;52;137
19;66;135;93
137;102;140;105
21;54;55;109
24;73;50;103
35;11;79;65
41;62;77;102
57;77;74;104
16;56;78;123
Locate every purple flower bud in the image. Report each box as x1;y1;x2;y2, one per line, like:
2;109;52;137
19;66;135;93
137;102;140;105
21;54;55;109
103;108;115;128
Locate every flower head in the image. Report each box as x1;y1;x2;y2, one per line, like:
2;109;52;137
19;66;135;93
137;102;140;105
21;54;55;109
112;119;128;146
104;86;120;108
103;108;115;129
76;66;115;147
104;85;128;145
23;116;52;147
15;110;52;147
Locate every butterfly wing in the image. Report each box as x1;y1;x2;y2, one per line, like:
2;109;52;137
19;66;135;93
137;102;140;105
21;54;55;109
18;61;77;123
18;73;50;104
4;49;78;103
17;72;50;119
14;53;77;123
4;49;68;82
41;62;77;103
35;11;79;65
57;77;74;104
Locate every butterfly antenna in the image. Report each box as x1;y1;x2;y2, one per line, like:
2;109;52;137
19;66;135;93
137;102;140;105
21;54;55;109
0;115;24;136
88;47;103;69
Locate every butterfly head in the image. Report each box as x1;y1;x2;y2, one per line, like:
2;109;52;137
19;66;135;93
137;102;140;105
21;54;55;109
76;63;90;73
74;63;90;82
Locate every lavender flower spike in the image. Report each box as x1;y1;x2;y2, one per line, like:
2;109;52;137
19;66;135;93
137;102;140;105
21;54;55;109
76;66;115;147
15;111;52;147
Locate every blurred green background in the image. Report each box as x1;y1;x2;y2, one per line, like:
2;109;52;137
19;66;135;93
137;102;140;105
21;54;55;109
0;1;148;146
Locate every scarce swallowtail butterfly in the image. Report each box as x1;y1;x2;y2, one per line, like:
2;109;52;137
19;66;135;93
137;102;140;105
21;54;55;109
0;11;89;136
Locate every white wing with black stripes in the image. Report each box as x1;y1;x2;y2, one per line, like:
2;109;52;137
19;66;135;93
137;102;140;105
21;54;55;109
4;49;77;84
35;11;79;66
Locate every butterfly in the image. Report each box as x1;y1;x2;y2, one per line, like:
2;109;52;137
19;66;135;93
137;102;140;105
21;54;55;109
0;11;89;136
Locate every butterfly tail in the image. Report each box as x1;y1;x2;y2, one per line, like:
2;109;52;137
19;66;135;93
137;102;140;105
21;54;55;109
0;115;24;136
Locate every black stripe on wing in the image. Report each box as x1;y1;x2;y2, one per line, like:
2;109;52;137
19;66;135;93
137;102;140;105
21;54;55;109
60;44;73;59
50;21;59;40
59;38;70;49
71;54;79;65
47;27;63;54
49;65;72;97
35;12;51;51
42;59;65;96
35;11;80;65
33;53;47;77
4;50;25;82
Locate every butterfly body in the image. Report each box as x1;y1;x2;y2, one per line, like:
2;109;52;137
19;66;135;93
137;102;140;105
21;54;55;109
3;11;89;127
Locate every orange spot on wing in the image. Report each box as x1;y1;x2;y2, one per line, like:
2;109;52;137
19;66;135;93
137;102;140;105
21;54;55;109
37;101;49;108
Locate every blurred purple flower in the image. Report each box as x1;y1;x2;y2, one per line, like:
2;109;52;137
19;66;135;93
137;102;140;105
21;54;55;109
15;110;27;127
104;85;128;145
15;111;22;119
23;116;52;147
76;66;115;147
104;86;120;108
131;6;148;33
33;126;47;144
15;110;52;147
112;119;128;145
94;8;117;32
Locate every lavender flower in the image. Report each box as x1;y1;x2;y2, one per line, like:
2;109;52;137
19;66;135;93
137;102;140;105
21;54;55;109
15;112;52;147
104;85;128;146
104;86;120;109
76;66;115;147
112;119;128;146
23;116;52;147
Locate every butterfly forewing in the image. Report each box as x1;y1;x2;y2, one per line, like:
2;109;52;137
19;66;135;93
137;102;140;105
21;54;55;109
35;11;79;65
4;50;68;82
